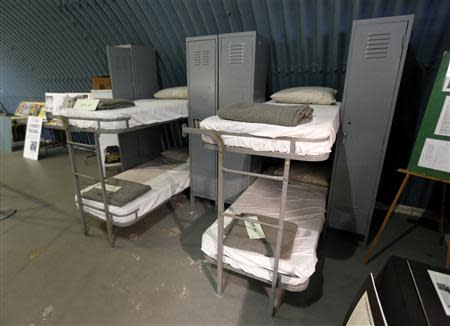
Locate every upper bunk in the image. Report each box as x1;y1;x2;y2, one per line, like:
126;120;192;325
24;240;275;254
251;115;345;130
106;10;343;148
58;98;188;133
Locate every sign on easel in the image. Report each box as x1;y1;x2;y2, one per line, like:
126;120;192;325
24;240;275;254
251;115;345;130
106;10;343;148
408;51;450;180
23;116;43;160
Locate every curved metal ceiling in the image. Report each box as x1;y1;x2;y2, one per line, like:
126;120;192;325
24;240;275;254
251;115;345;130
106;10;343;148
1;0;449;112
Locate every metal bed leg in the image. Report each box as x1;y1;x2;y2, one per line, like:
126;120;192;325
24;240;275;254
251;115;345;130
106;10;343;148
269;157;291;316
94;133;115;248
216;138;225;296
63;118;89;236
190;192;195;207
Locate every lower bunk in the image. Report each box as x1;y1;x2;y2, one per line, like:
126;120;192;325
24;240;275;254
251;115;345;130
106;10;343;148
77;155;190;227
202;176;327;291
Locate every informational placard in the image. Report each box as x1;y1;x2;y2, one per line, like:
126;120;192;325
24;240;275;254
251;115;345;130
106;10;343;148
407;51;450;180
23;116;43;160
73;99;99;111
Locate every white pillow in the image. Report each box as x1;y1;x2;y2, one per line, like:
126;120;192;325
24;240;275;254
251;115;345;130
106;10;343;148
271;86;336;105
153;86;188;99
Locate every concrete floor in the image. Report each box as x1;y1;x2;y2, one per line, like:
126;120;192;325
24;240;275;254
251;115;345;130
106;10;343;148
0;150;447;325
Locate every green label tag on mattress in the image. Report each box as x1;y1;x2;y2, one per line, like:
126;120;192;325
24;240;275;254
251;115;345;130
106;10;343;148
244;216;266;239
93;183;122;192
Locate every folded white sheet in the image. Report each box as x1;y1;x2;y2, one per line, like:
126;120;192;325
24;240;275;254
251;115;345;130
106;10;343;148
60;99;188;130
200;101;340;157
202;178;327;287
78;159;190;226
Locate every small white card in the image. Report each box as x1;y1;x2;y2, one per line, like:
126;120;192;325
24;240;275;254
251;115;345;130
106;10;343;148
73;99;99;111
244;216;266;239
93;183;122;192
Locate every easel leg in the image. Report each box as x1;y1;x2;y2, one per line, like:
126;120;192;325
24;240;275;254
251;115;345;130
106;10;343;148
439;183;447;243
364;173;411;263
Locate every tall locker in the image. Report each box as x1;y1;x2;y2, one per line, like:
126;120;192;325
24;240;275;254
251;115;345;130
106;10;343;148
327;15;414;241
107;45;158;100
218;32;268;201
186;35;218;201
187;32;268;202
131;46;158;100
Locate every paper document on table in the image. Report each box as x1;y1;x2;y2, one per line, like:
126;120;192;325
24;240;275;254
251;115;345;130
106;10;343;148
244;216;266;239
418;138;450;173
93;183;122;192
435;96;450;136
347;291;375;326
428;270;450;316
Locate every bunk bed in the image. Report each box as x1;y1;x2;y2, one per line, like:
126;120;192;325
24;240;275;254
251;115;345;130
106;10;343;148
182;102;340;315
59;99;189;247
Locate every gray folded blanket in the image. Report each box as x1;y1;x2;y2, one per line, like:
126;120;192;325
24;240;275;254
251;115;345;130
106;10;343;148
82;178;151;207
96;99;135;111
223;213;298;259
218;102;313;126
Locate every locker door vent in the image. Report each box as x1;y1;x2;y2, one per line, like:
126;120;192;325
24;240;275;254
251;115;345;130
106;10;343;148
202;50;209;66
365;32;391;59
193;50;201;66
228;42;245;64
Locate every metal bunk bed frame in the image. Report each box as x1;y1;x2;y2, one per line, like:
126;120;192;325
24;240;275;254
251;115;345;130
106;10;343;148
60;115;186;248
183;125;329;315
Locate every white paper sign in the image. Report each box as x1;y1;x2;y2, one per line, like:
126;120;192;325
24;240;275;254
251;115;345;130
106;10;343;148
443;61;450;92
93;183;122;192
435;96;450;136
73;99;99;111
23;116;43;160
244;215;266;239
418;138;450;173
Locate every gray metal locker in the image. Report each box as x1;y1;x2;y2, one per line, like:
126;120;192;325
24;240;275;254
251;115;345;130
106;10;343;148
327;15;414;241
107;46;134;99
107;45;158;100
218;31;268;106
186;35;218;201
131;46;158;100
218;31;268;202
186;32;268;203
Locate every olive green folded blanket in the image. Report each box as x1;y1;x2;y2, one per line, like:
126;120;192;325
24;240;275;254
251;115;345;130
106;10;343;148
217;102;313;127
82;178;151;207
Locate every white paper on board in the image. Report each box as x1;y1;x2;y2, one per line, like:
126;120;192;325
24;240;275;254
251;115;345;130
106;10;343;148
435;96;450;136
418;138;450;173
443;61;450;92
23;116;43;160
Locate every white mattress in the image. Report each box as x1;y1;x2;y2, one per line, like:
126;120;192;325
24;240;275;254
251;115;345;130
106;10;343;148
60;99;188;130
200;101;340;157
78;158;190;226
202;178;327;287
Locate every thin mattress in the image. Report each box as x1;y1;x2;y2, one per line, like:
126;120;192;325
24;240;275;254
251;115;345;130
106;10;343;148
200;101;340;159
78;157;190;227
202;177;327;289
60;99;188;130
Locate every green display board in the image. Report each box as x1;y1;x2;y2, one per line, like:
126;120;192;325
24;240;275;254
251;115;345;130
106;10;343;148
407;51;450;181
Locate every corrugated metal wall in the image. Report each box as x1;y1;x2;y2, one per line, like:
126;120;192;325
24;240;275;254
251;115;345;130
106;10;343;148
1;0;449;208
